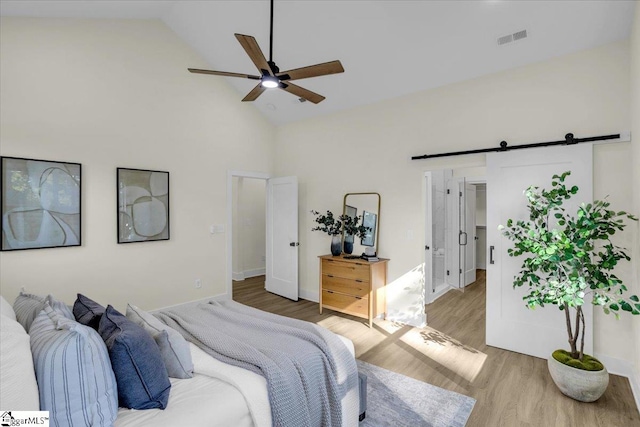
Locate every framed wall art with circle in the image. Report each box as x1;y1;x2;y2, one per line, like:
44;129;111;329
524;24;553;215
117;168;169;243
1;156;81;251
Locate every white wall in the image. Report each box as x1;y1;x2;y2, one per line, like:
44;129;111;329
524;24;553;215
630;2;640;405
232;177;266;280
0;18;275;311
275;41;635;362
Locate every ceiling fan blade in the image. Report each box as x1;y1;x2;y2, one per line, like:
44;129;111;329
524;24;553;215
242;84;267;102
235;33;273;76
281;82;325;104
277;60;344;81
188;68;260;80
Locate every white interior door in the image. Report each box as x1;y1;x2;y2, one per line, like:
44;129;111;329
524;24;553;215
463;183;476;286
424;172;434;303
445;177;461;288
266;176;299;301
446;177;468;290
486;144;593;359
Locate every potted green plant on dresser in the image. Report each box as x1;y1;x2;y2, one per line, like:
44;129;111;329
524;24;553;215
500;171;639;402
311;210;344;256
312;210;371;256
341;214;370;255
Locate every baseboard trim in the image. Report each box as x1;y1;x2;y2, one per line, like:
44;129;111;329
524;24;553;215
233;268;266;282
299;288;319;303
426;285;454;305
244;268;266;279
594;353;640;411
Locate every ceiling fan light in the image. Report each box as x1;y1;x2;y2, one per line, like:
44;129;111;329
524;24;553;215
261;77;279;88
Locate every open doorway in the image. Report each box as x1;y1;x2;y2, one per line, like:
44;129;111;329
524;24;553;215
226;171;270;301
226;171;300;301
231;176;267;284
424;170;487;305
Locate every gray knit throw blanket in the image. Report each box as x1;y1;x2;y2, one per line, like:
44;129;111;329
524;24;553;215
155;300;358;427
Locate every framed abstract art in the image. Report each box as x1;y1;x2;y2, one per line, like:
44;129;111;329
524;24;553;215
1;156;81;251
117;168;170;243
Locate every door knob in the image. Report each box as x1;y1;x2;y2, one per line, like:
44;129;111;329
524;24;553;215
289;242;300;247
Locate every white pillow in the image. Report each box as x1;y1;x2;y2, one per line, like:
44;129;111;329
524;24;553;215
0;312;40;410
0;295;16;320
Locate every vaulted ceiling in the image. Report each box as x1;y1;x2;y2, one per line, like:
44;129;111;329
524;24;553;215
1;1;636;125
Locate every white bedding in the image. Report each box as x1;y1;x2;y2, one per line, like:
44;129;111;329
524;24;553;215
115;335;356;427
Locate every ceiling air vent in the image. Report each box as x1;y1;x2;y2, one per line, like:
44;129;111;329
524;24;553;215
497;29;528;46
497;34;513;46
512;29;528;41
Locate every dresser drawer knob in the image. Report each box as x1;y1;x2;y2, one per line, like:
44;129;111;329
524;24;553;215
327;290;334;294
327;274;334;278
355;279;363;283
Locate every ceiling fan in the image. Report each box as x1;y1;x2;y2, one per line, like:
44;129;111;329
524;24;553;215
188;0;344;104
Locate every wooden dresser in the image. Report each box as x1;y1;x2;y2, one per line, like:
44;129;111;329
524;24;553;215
318;255;389;327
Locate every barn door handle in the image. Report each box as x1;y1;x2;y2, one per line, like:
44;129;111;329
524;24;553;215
490;245;495;264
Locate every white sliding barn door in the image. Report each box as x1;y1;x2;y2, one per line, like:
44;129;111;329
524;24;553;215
486;144;593;359
266;176;299;301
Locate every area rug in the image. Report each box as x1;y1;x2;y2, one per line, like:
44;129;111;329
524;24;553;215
357;360;475;427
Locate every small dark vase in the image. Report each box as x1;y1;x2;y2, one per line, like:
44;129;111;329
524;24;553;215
330;235;342;256
343;240;354;255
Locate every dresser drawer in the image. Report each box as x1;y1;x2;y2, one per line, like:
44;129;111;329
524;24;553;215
322;275;369;298
322;290;368;318
322;259;370;282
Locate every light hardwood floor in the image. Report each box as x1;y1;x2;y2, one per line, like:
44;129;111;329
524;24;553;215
233;272;640;427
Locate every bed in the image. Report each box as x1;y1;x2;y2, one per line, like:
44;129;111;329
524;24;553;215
116;337;357;427
0;294;361;427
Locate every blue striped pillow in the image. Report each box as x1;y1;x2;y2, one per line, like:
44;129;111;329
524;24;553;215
13;293;74;333
30;303;118;427
13;292;46;332
46;295;74;320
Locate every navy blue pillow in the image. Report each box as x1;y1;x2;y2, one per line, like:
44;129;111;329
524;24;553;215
98;305;171;410
73;294;105;330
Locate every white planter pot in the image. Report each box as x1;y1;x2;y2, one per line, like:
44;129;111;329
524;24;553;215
547;355;609;402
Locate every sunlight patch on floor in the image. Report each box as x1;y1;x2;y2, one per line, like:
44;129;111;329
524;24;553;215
318;315;389;356
400;325;487;383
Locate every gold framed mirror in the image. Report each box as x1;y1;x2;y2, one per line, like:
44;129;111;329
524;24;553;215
342;192;381;255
